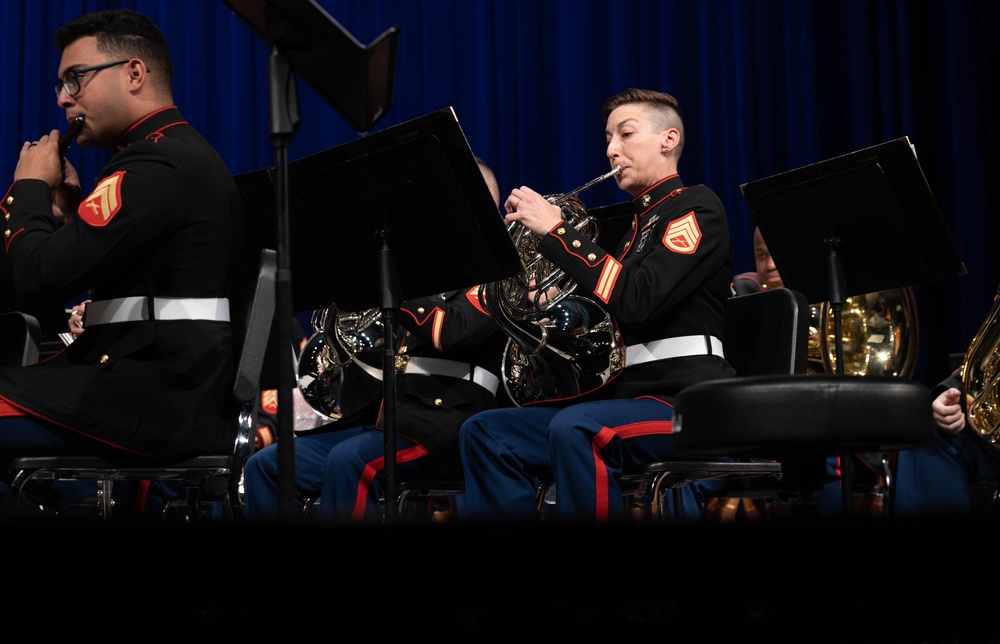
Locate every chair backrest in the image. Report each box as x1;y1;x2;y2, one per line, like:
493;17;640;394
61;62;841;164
231;248;278;404
0;311;41;367
724;288;809;376
226;248;277;473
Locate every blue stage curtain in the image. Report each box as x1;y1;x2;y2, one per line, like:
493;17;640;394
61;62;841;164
1;0;998;386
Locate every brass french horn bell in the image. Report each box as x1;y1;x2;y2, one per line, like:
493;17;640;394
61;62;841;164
806;286;918;378
962;287;1000;451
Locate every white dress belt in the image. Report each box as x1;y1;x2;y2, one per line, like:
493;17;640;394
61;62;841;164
400;356;500;396
626;335;724;366
84;296;230;326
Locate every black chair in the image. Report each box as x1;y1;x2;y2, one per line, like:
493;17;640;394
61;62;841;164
395;480;466;522
673;298;932;522
5;248;278;522
617;287;810;522
0;310;42;367
535;288;806;522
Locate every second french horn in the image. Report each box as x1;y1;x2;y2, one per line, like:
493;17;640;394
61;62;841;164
806;286;918;378
297;305;384;421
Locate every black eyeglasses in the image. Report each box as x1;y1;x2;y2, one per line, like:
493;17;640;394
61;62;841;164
54;59;130;98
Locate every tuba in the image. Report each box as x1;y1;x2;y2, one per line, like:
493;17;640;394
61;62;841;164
297;305;384;421
806;286;918;378
481;167;626;406
961;287;1000;451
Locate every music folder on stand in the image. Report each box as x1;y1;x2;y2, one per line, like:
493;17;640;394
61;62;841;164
235;107;521;521
740;136;967;510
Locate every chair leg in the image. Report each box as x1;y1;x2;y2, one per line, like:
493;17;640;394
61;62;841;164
651;475;688;522
536;481;556;520
97;480;114;520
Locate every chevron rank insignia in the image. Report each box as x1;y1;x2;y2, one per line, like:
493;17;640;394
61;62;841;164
662;212;701;254
78;170;125;227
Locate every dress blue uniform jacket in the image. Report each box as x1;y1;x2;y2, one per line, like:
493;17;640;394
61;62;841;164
0;106;245;459
537;173;736;401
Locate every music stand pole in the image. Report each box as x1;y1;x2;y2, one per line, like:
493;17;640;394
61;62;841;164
378;231;399;522
268;45;300;521
823;234;854;516
824;235;847;376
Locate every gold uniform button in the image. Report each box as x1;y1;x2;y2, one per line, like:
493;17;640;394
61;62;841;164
434;398;443;406
5;196;12;205
556;227;566;235
587;253;597;261
99;354;110;365
623;241;631;251
416;307;425;314
641;194;651;207
631;221;636;229
572;240;581;248
4;230;8;239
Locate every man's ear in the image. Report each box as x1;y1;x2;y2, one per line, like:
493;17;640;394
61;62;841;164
662;128;680;154
127;58;147;90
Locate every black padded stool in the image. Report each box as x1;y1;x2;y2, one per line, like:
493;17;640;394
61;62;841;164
674;374;932;519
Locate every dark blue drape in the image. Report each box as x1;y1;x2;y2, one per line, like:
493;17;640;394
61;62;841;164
2;0;998;387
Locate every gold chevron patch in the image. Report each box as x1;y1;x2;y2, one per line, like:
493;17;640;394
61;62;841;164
431;309;445;351
78;170;125;227
662;212;701;254
595;257;621;303
466;285;489;316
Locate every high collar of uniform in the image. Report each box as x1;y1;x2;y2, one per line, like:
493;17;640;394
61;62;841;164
114;105;185;152
630;174;684;216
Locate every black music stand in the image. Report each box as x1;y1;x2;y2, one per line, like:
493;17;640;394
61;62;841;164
224;0;400;519
235;108;521;520
223;0;399;135
740;136;967;510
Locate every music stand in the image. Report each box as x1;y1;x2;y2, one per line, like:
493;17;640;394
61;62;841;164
224;0;401;520
235;108;521;520
741;137;965;314
740;136;966;511
223;0;399;134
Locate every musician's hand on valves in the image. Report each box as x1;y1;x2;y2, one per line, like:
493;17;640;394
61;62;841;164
16;130;83;223
16;130;63;187
68;300;89;339
526;276;560;312
504;186;563;236
932;387;966;434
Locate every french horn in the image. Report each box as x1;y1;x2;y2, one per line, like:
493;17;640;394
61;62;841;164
806;286;918;378
481;167;626;406
297;305;384;420
961;287;1000;450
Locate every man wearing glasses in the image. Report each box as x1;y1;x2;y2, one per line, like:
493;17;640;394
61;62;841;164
0;8;246;517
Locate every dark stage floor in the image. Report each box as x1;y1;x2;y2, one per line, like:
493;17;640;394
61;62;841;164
5;516;997;640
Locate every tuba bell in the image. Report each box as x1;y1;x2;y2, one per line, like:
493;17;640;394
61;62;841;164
481;167;626;406
961;286;1000;451
806;286;918;378
297;305;384;420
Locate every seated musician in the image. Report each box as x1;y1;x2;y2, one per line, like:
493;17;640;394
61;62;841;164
241;158;509;522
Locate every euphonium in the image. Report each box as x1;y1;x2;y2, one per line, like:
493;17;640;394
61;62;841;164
481;167;626;406
961;287;1000;451
297;305;384;420
806;286;918;378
